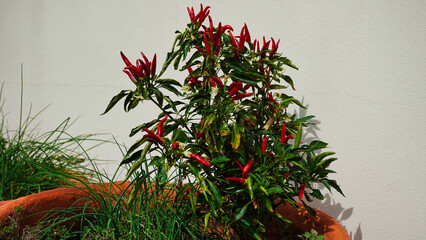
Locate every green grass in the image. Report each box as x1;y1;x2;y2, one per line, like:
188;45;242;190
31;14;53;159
31;163;226;240
0;83;101;201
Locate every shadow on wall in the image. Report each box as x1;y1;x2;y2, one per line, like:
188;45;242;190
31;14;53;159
296;100;362;240
310;194;362;240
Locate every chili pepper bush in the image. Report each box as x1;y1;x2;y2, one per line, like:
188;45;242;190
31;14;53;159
103;5;343;239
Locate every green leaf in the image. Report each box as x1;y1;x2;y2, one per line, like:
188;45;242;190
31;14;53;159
231;203;249;224
262;195;273;212
282;75;295;89
203;213;211;233
206;179;222;207
120;149;143;165
238;219;262;240
209;156;230;164
302;201;317;216
309;140;328;150
231;124;241;150
157;78;182;87
101;90;130;115
267;186;284;195
247;176;254;200
295;115;315;124
219;122;230;136
315;152;335;162
161;84;183;97
294;123;303;149
189;186;198;214
272;211;292;224
129;119;157;137
327;179;345;196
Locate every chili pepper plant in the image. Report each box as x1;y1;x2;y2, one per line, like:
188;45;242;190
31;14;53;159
103;4;343;239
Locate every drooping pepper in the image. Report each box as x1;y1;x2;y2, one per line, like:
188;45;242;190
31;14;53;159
142;128;165;145
231;92;253;101
190;153;212;167
212;76;224;88
298;183;305;201
242;161;253;179
262;137;268;153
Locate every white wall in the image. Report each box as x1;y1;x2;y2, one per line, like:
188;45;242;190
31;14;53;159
1;1;425;239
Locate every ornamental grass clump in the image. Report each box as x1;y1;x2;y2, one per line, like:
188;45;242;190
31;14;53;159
103;4;343;239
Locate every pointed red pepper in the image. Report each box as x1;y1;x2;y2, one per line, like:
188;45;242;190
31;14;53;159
262;137;267;153
142;128;165;145
120;51;132;66
209;77;216;87
203;33;212;55
190;153;212;167
228;81;241;96
235;160;244;172
280;124;294;144
242;161;253;179
299;183;305;201
231;92;253;100
269;38;280;60
150;53;157;77
157;115;167;137
212;77;223;88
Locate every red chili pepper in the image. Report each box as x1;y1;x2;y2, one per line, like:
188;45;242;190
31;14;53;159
232;92;253;100
212;77;223;88
150;53;157;77
209;77;216;87
172;142;179;150
280;124;294;144
187;7;195;23
123;70;136;83
203;33;211;55
194;46;206;55
142;128;165;145
214;38;221;55
242;161;253;179
228;32;240;58
258;60;265;74
222;25;234;32
190;153;212;167
225;177;245;184
196;131;205;139
262;137;267;153
235;160;243;172
228;81;239;96
269;38;280;60
136;59;149;77
243;84;253;90
157;115;167;137
140;52;151;75
120;51;132;67
298;183;305;201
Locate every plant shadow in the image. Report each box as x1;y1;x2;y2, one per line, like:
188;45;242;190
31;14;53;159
295;98;363;240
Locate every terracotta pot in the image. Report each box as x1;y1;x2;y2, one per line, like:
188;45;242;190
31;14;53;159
0;182;349;239
0;182;131;231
